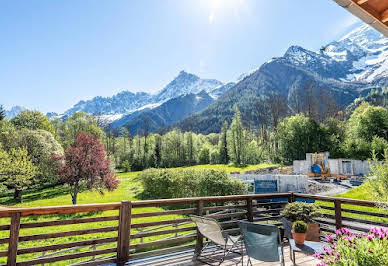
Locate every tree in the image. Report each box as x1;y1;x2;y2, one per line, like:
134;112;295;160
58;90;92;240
58;112;104;147
0;105;5;121
219;121;229;164
0;147;37;202
154;134;162;167
16;129;63;186
228;107;246;165
277;114;324;164
53;132;119;205
369;150;388;209
11;110;55;134
344;103;388;159
199;147;210;164
255;93;289;129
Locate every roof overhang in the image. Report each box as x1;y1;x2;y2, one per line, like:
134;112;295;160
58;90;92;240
334;0;388;37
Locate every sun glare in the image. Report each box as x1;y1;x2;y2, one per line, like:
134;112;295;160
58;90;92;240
200;0;246;24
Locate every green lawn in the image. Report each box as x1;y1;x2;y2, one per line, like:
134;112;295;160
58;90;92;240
317;182;388;227
0;164;278;265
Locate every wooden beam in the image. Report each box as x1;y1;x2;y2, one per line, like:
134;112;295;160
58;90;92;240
117;201;131;265
381;9;388;23
7;212;21;266
357;0;369;4
334;200;343;230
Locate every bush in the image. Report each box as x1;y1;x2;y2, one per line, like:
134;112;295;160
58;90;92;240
281;202;323;223
368;150;388;209
293;221;307;233
139;168;246;199
316;227;388;266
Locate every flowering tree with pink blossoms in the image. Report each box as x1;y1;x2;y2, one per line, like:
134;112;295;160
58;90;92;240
53;132;119;205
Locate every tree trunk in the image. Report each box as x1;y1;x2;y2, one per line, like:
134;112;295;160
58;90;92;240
14;189;22;203
72;184;79;205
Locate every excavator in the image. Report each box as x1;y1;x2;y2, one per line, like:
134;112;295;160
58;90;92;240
307;152;346;181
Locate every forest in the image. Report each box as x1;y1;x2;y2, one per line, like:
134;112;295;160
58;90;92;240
0;87;387;203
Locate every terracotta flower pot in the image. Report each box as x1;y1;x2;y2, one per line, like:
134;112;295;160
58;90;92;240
292;232;306;245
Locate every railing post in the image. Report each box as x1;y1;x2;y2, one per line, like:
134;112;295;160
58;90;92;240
7;212;21;266
117;201;131;265
195;200;204;257
288;192;295;203
246;197;253;222
334;200;342;229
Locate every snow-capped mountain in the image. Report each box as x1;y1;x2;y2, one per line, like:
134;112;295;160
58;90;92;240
111;90;214;134
154;70;223;102
282;24;388;83
326;24;388;82
176;24;388;133
5;106;25;118
63;70;224;119
64;91;153;117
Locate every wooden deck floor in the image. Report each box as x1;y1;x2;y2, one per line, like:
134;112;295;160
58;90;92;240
125;244;320;266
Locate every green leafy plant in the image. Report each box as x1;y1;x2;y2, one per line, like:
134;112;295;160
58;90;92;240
293;221;307;233
281;202;323;223
368;150;388;209
139;168;246;199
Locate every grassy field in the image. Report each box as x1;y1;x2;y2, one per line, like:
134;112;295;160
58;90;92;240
317;181;388;226
0;164;277;264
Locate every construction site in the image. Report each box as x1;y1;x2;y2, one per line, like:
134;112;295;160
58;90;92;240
230;152;369;196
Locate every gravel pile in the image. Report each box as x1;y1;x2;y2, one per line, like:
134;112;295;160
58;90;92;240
308;180;332;194
244;166;281;175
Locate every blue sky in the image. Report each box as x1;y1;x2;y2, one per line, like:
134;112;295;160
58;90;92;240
0;0;361;113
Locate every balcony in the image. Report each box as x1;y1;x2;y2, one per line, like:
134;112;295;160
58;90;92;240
0;193;386;265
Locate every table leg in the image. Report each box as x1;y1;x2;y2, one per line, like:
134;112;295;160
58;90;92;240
292;250;296;265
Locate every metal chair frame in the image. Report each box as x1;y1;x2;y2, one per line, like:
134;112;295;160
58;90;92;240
191;215;243;265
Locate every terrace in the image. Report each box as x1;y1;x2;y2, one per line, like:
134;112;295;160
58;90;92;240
0;193;386;265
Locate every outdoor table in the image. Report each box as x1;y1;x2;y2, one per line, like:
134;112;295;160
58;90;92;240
289;239;329;265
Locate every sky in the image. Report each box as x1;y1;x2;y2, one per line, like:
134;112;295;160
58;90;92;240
0;0;361;114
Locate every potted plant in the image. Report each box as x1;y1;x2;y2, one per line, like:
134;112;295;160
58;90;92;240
281;202;323;241
292;221;307;245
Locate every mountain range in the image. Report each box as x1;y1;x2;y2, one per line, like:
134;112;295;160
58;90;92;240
6;24;388;134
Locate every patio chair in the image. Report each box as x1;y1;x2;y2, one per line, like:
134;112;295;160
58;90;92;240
190;215;242;265
239;221;284;266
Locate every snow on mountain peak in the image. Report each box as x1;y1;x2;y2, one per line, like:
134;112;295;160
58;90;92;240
155;70;223;102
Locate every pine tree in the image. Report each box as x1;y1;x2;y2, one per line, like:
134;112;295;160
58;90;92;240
154;134;162;167
229;107;246;165
0;105;5;121
219;121;229;164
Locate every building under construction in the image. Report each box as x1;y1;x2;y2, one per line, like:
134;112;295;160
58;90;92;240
293;152;371;177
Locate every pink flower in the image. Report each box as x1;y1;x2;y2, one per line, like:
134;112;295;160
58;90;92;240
313;253;322;259
325;234;335;243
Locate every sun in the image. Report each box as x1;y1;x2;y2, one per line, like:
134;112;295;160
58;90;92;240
199;0;246;24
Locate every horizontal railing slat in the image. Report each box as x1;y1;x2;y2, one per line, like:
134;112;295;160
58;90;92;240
131;226;196;239
202;205;247;212
20;216;119;229
132;208;196;218
17;237;118;255
18;226;118;242
131;218;191;229
130;235;196;250
16;247;117;266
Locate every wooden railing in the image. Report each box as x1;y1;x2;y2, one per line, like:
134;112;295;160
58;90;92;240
0;193;386;265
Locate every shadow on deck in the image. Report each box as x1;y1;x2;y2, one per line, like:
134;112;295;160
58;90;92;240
124;244;320;266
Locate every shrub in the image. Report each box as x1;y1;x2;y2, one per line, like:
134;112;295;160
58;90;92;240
369;150;388;209
293;221;307;233
139;168;246;199
281;202;323;223
315;227;388;266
